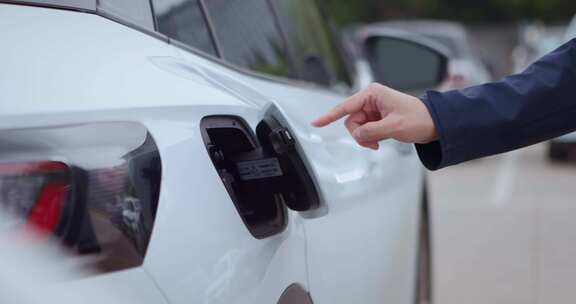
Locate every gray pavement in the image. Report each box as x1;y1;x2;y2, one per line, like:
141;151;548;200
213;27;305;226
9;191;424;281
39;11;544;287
429;143;576;304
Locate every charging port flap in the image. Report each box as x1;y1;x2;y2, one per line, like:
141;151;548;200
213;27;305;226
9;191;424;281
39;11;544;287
201;115;320;239
201;116;287;239
256;116;320;212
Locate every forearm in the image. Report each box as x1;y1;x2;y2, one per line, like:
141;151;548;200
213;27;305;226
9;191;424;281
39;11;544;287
417;38;576;170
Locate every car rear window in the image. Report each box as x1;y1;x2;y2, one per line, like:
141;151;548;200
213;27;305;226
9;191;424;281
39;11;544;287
152;0;218;55
203;0;295;78
272;0;352;87
99;0;154;30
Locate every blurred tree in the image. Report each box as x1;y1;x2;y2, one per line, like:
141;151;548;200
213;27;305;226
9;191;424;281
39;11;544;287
320;0;576;25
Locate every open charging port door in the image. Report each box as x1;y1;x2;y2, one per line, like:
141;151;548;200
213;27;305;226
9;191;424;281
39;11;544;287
200;116;287;239
201;114;320;239
256;116;320;212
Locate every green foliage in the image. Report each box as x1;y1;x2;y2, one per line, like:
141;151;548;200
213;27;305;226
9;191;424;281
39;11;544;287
321;0;576;25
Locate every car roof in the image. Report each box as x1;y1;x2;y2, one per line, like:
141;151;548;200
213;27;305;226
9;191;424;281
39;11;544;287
373;20;468;40
4;0;96;11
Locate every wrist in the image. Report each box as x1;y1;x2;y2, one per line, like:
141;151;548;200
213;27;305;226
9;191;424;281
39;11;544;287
415;96;439;144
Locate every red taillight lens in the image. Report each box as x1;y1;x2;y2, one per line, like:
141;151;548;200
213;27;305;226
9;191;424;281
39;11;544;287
27;181;68;233
0;161;71;235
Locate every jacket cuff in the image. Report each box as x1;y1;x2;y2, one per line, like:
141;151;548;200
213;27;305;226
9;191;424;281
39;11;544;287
415;141;443;171
415;92;453;171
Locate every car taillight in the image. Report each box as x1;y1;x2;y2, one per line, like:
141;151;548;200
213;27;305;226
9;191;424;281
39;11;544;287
0;161;70;235
0;122;162;273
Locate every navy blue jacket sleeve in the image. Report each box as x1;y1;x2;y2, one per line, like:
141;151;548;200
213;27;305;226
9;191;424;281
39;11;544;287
416;38;576;170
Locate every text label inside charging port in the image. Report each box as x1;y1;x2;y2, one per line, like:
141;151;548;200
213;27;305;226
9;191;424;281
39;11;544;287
237;158;283;181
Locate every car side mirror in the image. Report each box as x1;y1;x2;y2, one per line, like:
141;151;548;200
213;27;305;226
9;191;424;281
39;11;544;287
364;35;448;92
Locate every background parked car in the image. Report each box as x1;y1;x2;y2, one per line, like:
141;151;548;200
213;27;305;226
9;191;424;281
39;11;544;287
343;24;450;95
548;14;576;160
323;2;576;304
513;16;576;160
513;23;565;73
372;20;493;90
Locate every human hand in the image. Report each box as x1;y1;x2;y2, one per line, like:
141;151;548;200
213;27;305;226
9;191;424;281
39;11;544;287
312;83;438;150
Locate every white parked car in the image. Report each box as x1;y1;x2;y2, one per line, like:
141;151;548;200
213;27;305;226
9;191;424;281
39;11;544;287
0;1;447;303
512;23;565;73
344;24;451;96
517;17;576;160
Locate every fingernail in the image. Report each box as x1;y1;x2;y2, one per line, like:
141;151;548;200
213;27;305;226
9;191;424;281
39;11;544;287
311;118;323;127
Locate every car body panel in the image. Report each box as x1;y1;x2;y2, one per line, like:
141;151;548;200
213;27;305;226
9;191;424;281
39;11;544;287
0;5;309;303
0;3;423;304
172;31;424;304
50;268;170;303
0;218;168;304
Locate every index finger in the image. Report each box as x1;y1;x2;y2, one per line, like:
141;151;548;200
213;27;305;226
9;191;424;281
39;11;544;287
311;88;370;127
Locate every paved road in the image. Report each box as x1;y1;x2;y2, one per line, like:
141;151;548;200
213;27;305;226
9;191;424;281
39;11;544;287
429;143;576;304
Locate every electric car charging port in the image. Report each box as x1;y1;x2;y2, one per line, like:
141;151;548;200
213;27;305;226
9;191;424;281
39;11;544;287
200;116;287;239
256;116;320;212
200;114;320;239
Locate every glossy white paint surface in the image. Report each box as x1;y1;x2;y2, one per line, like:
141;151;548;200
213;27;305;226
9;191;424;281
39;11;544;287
0;4;423;304
172;40;424;304
0;219;168;304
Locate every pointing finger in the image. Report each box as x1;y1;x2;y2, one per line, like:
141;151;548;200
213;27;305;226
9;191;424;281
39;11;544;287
311;88;371;127
358;141;380;150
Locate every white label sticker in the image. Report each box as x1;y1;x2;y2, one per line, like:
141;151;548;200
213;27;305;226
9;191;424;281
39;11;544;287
236;158;283;181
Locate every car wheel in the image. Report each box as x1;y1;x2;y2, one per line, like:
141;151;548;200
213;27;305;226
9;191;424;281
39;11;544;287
415;184;433;304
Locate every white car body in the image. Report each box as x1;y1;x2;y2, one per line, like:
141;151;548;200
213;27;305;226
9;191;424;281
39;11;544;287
0;2;426;304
